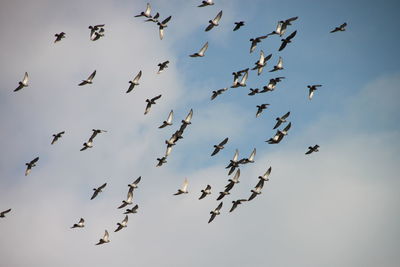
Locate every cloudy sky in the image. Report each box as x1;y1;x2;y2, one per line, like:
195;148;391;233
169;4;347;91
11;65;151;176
0;0;399;266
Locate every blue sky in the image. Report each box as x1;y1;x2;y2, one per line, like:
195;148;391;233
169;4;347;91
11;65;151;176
0;0;399;266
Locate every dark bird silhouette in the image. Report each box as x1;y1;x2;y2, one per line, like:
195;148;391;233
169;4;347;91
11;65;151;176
144;94;162;115
208;202;223;223
51;131;65;145
14;72;29;92
54;32;66;43
205;10;223;31
199;185;212;200
278;30;297;51
78;70;96;86
0;209;11;218
71;218;85;229
230;199;247;212
330;23;347;33
90;183;107;200
233;21;245;31
211;137;229;156
305;145;320;155
25;157;39;176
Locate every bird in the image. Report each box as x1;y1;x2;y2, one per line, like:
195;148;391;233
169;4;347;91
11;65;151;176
124;204;139;215
80;141;93;151
199;185;212;200
260;77;285;93
231;70;248;88
205;10;223;32
233;21;245;31
144;94;162;115
273;111;291;129
126;71;142;93
211;137;229;156
270;56;283;72
95;230;110;245
307;84;322;100
330;23;347;33
90;183;107;200
114;215;129;232
267;122;291;144
276;17;298;36
80;129;106;151
227;169;241;185
0;209;11;218
305;145;320;155
278;30;297;51
248;88;259;96
51;131;65;145
158;16;172;40
216;190;230;201
54;32;66;43
174;178;189;195
258;167;272;181
252;50;272;75
90;28;105;41
211;88;228;100
156;157;167;167
229;199;247;212
208;202;223;223
128;176;141;190
71;218;85;229
118;190;133;209
226;149;239;175
231;68;249;87
158;110;174;129
145;12;160;23
256;104;269;117
189;42;209;57
78;70;96;86
157;61;170;74
134;3;152;18
277;122;292;137
14;72;29;92
198;0;214;7
182;109;193;125
248;179;265;201
249;34;270;53
239;148;256;164
25;157;39;176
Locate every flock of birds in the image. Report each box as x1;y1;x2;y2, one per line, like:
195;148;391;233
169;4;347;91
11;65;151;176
2;1;348;246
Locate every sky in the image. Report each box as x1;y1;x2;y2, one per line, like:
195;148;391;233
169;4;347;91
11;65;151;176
0;0;399;266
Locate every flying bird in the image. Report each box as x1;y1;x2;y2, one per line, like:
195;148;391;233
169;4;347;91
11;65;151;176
227;169;241;185
248;179;265;201
128;176;141;190
239;148;256;164
182;109;193;125
205;10;223;32
90;28;105;41
158;16;172;40
0;209;11;218
189;42;209;57
114;215;129;232
252;50;272;75
134;3;152;18
233;21;245;31
145;12;160;23
157;61;170;74
307;84;322;100
226;149;239;175
231;70;248;88
249;34;270;53
211;137;229;156
231;68;249;87
156;157;167;167
126;70;142;93
273;111;290;129
14;72;29;92
211;88;228;100
174;178;189;195
208;202;223;223
95;230;110;245
144;94;162;115
267;122;291;144
305;144;320;155
54;32;66;43
278;30;297;51
229;199;247;212
124;204;139;215
80;129;106;151
159;110;174;128
258;167;272;181
71;218;85;229
256;104;269;117
216;190;230;201
51;131;65;145
198;0;214;7
199;185;212;200
248;88;259;96
270;56;283;72
330;23;347;33
260;77;285;93
118;190;133;209
25;157;39;176
90;183;107;200
78;70;96;86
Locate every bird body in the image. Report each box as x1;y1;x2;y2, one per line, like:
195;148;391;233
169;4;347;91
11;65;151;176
211;137;229;156
205;10;223;31
190;42;209;57
0;209;11;218
208;202;223;223
278;30;297;51
71;218;85;228
25;157;39;176
306;144;320;154
78;70;96;86
330;23;347;33
14;72;29;92
91;183;107;200
144;94;162;115
126;71;142;93
114;215;129;232
96;230;110;245
199;185;212;200
174;178;189;195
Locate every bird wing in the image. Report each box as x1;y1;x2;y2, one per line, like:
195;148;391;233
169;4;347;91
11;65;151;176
273;120;282;129
166;110;174;124
278;40;288;51
341;22;347;28
182;178;189;191
159;27;164;40
213;10;223;23
133;70;142;83
248;148;256;161
309;88;314;99
205;23;214;32
211;147;220;156
199;42;209;55
134;176;141;185
144;102;152;115
91;190;99;200
161;16;172;25
184;109;193;123
219;137;229;146
87;70;97;81
248;192;257;201
287;30;297;40
126;83;135;93
151;94;162;102
99;183;107;190
232;149;239;162
282;111;291;120
240;71;248;85
208;213;216;223
283;122;292;132
216;201;223;211
206;184;211;190
22;72;29;85
232;169;240;182
263;167;272;178
145;3;151;16
31;157;39;164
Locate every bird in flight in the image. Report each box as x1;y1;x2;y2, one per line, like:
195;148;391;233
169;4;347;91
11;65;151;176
159;110;174;128
249;35;270;53
190;42;209;57
199;184;212;200
25;157;39;176
229;199;247;212
157;61;170;74
54;32;66;43
307;84;322;100
226;149;240;175
144;94;162;115
248;179;265;201
71;218;85;229
211;88;228;100
273;111;291;129
205;10;223;32
95;230;110;245
78;70;96;86
118;190;134;209
128;176;141;191
0;209;11;218
330;23;347;33
90;183;107;200
182;109;193;125
211;137;229;156
124;204;139;215
114;215;129;232
252;50;272;75
51;131;65;145
256;104;269;117
198;0;214;7
233;21;245;31
258;167;272;181
305;145;320;155
278;30;297;51
270;56;283;72
134;3;152;18
208;202;223;223
174;178;189;195
14;72;29;92
158;16;172;40
126;70;142;93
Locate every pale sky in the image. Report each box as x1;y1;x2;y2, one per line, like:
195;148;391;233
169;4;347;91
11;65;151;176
0;0;399;266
